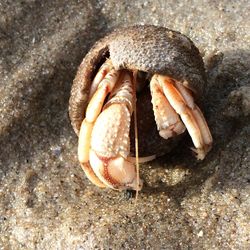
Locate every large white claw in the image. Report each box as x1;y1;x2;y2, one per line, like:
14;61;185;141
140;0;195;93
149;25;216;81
89;72;142;190
89;150;142;190
78;66;144;190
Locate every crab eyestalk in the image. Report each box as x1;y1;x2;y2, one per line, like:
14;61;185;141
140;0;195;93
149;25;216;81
69;25;213;191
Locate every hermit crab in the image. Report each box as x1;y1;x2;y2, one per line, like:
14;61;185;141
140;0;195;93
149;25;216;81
69;25;212;191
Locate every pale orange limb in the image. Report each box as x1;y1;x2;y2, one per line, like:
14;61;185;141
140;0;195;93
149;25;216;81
78;120;106;188
80;162;107;188
155;74;213;160
78;64;121;188
88;59;113;100
174;80;213;159
85;68;121;123
150;75;186;139
127;155;156;164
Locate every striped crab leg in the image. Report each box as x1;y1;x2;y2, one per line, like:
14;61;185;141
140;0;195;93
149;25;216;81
150;74;213;160
88;59;114;100
78;66;121;188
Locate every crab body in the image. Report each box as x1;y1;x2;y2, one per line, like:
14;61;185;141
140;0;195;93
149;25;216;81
69;25;213;191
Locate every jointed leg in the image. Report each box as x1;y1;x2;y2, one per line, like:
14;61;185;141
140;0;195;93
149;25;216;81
151;74;212;160
78;64;121;187
78;120;106;188
150;75;186;139
174;81;212;149
88;59;113;100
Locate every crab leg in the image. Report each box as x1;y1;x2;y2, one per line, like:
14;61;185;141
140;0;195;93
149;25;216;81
78;67;121;188
150;75;186;139
174;81;213;148
88;59;113;100
89;71;142;190
151;74;212;160
78;120;106;188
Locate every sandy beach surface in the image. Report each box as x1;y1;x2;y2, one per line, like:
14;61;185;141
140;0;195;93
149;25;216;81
0;0;249;249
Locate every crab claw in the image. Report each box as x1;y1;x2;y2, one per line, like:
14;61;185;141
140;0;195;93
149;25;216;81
78;70;143;190
89;71;141;190
89;151;142;190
